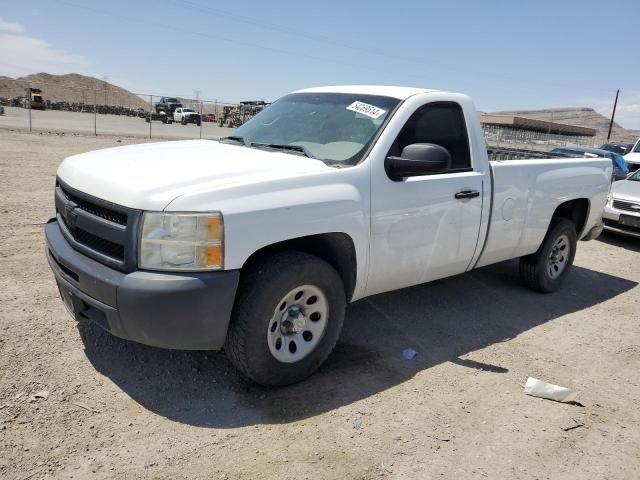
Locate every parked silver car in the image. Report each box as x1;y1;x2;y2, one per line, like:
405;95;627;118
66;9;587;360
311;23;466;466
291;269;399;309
603;169;640;238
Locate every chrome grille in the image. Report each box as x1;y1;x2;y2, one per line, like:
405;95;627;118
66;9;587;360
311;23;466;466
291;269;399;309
612;199;640;213
54;179;141;272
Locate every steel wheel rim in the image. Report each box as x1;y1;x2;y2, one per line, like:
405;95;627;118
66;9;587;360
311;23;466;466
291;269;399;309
267;285;329;363
548;234;570;279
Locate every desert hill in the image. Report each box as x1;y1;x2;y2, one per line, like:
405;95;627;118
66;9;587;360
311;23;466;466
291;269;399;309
490;107;640;145
0;73;149;109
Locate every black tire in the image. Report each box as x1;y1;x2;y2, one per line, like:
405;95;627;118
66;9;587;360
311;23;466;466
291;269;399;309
181;117;187;125
519;217;577;293
225;251;346;387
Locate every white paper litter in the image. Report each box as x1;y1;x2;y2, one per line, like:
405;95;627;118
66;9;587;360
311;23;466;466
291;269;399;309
524;377;578;403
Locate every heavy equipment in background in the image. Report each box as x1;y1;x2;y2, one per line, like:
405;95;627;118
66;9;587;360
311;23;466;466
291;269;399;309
218;105;240;127
218;101;269;128
155;97;182;116
145;97;183;124
239;101;269;124
22;88;46;110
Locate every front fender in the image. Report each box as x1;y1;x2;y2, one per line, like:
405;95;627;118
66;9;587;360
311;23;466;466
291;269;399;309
165;166;371;300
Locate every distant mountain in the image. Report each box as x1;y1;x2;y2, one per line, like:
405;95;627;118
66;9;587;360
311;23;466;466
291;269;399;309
0;73;149;109
490;107;640;145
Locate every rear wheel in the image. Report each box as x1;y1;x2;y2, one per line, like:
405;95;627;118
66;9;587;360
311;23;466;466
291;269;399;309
225;251;346;387
520;217;577;292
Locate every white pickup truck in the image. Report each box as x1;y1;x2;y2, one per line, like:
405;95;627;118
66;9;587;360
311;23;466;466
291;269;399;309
46;86;610;386
173;107;201;126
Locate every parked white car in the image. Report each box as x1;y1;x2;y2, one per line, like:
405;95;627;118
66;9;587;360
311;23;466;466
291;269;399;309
623;138;640;171
603;168;640;237
173;107;201;126
46;85;610;386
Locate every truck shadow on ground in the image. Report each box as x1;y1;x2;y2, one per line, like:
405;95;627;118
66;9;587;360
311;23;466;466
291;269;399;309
597;231;640;253
79;259;636;428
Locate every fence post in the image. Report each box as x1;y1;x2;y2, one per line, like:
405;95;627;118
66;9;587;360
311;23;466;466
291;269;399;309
199;100;203;139
27;86;32;132
94;91;97;136
149;95;153;139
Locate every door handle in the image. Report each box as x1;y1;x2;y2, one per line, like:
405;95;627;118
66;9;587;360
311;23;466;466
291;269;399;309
455;190;480;200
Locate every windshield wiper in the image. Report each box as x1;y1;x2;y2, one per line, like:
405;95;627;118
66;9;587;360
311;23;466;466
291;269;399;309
251;143;315;159
220;135;251;147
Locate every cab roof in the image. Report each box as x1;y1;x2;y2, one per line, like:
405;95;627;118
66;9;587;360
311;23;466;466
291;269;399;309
292;85;442;100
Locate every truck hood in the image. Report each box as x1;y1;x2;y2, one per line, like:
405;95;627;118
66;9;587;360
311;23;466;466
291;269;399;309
57;140;330;210
611;178;640;202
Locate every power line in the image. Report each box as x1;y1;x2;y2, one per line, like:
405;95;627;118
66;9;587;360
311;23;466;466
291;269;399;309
50;0;448;88
163;0;610;93
50;0;607;94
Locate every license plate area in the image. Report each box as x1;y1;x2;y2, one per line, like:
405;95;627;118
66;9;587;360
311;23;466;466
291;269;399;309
57;284;86;319
619;214;640;228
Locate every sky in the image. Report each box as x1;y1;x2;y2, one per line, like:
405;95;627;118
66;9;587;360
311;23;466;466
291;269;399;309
1;0;639;128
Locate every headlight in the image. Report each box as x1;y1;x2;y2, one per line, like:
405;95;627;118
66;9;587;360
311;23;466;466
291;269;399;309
139;212;223;271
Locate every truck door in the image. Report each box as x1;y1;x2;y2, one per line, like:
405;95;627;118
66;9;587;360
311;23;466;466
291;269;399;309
367;101;484;296
174;108;181;121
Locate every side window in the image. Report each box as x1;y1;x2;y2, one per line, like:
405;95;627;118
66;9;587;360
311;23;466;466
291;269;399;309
389;102;471;171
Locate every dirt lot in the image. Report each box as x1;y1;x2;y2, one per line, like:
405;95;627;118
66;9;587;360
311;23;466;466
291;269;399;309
0;107;233;140
1;128;639;480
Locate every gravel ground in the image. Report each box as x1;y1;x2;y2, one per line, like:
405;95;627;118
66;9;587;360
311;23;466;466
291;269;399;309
0;107;233;140
1;128;639;480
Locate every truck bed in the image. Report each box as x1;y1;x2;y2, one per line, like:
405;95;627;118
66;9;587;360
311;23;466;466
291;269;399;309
475;157;611;268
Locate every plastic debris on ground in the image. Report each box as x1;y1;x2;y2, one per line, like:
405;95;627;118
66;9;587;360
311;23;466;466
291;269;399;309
402;348;418;360
524;377;579;403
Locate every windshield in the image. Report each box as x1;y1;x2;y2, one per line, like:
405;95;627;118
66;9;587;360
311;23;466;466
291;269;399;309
633;141;640;153
231;92;400;165
183;108;195;113
628;169;640;181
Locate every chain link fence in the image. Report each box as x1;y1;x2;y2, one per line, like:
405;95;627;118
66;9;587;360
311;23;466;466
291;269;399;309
0;81;270;140
0;81;619;152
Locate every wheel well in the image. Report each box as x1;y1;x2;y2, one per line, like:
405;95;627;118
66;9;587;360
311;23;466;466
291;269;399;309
552;198;589;236
241;233;358;301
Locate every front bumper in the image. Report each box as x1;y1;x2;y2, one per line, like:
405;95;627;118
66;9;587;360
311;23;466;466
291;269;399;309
45;218;240;350
603;203;640;239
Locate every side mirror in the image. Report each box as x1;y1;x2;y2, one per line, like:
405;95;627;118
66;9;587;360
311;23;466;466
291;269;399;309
385;143;452;180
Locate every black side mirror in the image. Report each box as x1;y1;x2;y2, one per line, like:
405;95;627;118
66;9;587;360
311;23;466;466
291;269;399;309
385;143;452;180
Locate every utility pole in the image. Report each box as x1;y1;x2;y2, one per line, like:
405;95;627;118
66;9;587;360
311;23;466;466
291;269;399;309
199;100;203;139
149;95;153;139
607;89;620;143
606;89;620;142
102;75;110;105
94;91;97;136
26;86;32;132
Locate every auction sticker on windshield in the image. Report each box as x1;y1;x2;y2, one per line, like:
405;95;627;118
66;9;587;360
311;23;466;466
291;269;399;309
346;101;387;119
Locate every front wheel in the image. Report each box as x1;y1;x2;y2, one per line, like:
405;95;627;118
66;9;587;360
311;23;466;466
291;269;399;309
519;217;577;293
225;251;346;387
